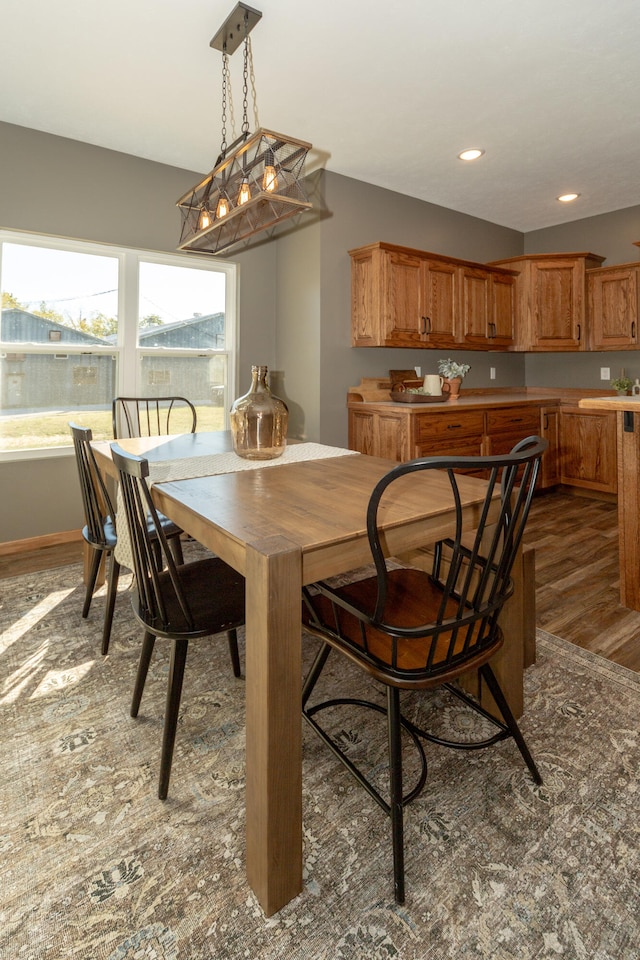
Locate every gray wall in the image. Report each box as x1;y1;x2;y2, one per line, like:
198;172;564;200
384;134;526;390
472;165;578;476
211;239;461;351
525;205;640;265
2;120;640;541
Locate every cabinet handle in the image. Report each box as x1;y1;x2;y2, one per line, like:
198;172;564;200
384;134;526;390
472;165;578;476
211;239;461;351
447;423;462;430
489;322;496;338
576;323;581;341
509;417;524;423
544;414;549;429
632;321;636;339
421;316;431;335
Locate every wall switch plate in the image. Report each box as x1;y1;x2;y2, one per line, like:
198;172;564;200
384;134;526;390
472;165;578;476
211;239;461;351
414;366;421;378
600;367;611;380
490;367;496;380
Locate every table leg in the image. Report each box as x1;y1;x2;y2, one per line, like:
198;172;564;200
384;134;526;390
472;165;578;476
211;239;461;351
617;412;640;611
244;536;303;916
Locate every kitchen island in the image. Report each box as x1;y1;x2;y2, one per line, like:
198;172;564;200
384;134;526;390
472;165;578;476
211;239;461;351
579;395;640;611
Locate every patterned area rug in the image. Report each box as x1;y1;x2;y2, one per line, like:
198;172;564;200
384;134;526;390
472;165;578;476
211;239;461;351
1;556;639;959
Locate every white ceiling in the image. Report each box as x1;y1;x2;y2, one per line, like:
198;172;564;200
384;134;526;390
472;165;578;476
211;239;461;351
2;0;639;233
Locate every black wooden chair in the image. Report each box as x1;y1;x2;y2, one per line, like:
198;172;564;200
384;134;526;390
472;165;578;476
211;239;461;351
70;423;185;654
112;396;197;439
302;436;547;903
111;442;245;799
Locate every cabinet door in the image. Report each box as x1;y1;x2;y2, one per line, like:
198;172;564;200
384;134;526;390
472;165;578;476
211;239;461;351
348;408;409;461
588;266;639;349
490;273;516;346
559;407;617;493
382;250;426;346
421;259;459;348
351;251;380;346
531;260;585;350
459;266;491;346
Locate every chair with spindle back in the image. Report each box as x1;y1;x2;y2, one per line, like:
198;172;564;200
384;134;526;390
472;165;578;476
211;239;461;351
112;396;197;439
302;436;547;903
111;442;246;799
70;423;184;654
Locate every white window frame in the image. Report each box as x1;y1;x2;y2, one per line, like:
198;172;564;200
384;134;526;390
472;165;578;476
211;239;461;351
0;230;238;462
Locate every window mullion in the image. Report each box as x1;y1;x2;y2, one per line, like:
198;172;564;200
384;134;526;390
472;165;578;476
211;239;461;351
119;253;139;395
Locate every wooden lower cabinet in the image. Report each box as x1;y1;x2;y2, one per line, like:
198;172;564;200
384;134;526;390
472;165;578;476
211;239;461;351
559;406;617;494
348;402;554;482
348;394;615;497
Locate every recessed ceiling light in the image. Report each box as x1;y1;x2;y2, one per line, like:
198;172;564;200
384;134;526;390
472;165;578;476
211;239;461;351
557;193;580;203
458;148;485;161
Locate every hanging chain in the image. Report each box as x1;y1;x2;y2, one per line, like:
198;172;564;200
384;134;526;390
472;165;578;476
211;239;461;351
241;13;250;136
220;48;228;156
247;36;259;130
226;53;236;142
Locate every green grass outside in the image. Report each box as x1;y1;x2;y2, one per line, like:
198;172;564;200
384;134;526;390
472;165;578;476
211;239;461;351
0;406;226;451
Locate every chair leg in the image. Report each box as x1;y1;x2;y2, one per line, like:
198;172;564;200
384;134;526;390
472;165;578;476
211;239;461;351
131;631;156;718
227;629;241;678
480;664;543;785
159;638;189;800
101;555;121;655
82;548;103;618
387;685;406;905
302;641;332;709
169;534;184;566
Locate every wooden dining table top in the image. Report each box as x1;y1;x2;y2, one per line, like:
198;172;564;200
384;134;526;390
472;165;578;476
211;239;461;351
92;430;497;584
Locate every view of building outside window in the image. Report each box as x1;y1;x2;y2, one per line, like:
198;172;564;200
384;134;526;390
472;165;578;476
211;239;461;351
0;234;236;454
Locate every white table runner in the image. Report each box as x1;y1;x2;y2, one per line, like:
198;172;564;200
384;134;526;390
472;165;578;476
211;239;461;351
114;442;359;569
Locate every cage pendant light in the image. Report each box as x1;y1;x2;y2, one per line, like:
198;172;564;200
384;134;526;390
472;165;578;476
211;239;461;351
176;3;313;257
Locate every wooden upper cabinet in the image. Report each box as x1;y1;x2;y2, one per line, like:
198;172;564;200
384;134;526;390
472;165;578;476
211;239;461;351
350;242;516;351
350;242;458;348
587;262;640;350
458;265;516;348
490;253;605;351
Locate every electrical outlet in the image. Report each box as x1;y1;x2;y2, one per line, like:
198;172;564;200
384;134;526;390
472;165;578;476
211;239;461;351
600;367;611;381
490;367;496;380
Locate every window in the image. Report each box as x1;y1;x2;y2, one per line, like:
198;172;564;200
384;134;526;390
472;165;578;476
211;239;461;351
0;231;237;457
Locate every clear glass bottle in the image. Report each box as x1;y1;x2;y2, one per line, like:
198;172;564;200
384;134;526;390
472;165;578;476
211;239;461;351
230;365;289;460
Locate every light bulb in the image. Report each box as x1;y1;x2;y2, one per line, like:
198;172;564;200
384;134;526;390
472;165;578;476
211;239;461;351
263;165;278;192
199;207;211;230
237;178;251;206
216;195;229;218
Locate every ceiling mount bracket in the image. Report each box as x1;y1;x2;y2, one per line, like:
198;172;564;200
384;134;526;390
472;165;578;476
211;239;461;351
210;3;262;55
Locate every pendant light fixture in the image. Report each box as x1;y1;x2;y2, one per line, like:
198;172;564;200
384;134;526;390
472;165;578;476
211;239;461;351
177;3;313;257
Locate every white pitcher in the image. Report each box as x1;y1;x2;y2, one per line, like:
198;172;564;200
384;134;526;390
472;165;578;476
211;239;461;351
423;374;444;396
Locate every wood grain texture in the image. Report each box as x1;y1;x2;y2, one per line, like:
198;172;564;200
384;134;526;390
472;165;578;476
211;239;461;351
9;493;638;674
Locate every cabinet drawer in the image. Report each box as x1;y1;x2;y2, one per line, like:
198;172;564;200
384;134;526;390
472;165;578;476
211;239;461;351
486;407;541;435
416;410;485;442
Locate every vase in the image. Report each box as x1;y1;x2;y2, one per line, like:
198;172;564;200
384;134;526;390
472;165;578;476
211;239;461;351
443;376;462;399
230;365;289;460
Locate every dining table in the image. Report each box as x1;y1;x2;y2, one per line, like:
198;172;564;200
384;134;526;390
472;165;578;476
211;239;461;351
91;430;530;915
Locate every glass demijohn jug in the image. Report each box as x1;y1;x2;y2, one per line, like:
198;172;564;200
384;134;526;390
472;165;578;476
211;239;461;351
230;365;289;460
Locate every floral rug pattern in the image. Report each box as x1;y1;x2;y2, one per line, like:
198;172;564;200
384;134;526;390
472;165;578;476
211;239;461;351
1;557;639;959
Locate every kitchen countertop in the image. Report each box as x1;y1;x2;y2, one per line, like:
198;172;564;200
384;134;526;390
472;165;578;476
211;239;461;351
579;395;640;412
348;391;561;412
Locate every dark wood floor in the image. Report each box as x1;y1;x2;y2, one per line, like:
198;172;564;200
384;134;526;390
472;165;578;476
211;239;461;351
2;491;639;670
524;490;640;671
